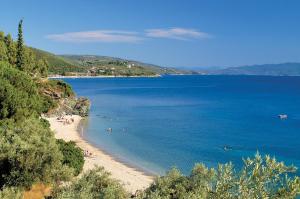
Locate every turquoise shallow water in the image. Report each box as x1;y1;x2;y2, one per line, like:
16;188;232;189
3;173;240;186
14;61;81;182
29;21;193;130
63;75;300;175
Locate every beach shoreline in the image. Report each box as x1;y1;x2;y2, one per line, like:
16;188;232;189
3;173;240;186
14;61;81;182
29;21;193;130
45;115;154;194
77;120;158;177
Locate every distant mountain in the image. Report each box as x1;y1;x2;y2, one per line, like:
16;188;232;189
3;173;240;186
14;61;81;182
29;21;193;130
177;66;227;71
210;63;300;76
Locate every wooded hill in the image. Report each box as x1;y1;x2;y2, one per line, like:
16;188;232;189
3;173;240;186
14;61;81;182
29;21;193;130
29;48;189;76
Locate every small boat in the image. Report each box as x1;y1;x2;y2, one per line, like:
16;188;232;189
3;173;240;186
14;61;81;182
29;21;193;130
278;114;288;119
106;128;112;133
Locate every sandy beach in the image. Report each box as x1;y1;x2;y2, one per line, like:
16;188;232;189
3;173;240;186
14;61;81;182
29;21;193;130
46;115;154;194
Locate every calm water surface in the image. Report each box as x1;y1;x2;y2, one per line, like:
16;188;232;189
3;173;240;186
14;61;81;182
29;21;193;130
63;75;300;175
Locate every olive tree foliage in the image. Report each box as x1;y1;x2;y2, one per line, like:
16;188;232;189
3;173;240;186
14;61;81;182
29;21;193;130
138;153;300;199
51;167;128;199
0;117;73;189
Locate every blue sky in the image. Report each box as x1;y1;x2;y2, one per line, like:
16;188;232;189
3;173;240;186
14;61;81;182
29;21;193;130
1;0;300;68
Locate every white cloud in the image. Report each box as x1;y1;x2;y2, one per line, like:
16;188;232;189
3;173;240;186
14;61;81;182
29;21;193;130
46;30;143;43
145;28;211;40
46;28;211;43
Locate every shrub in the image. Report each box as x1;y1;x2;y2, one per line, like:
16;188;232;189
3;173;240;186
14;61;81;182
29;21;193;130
57;139;84;176
51;167;128;199
0;117;72;188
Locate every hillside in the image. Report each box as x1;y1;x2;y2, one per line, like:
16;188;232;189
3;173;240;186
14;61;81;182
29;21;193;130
29;49;91;75
58;55;189;76
210;63;300;76
27;49;188;76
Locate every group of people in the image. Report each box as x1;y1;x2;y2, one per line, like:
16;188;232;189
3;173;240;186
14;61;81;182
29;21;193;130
56;115;75;125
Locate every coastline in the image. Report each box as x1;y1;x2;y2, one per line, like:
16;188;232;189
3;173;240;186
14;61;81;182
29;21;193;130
45;115;154;194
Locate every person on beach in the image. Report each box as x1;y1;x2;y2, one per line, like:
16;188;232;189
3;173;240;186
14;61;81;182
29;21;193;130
84;150;93;157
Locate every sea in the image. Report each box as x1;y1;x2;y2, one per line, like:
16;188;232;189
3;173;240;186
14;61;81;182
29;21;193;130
62;75;300;175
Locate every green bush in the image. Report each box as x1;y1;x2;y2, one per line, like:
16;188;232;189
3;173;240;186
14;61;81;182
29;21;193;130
0;117;72;188
57;139;84;176
56;80;74;97
51;167;128;199
40;117;50;128
44;79;74;98
40;94;58;113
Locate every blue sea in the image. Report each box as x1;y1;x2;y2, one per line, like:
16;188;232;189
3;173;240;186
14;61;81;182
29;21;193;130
63;75;300;175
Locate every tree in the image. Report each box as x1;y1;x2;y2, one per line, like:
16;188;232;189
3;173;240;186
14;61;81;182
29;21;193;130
23;47;35;73
0;62;43;120
5;34;17;65
0;31;4;40
16;19;25;70
0;40;8;62
37;58;48;77
0;31;8;62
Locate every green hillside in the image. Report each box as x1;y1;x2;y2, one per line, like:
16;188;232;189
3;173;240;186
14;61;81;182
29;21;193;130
58;55;189;76
29;48;87;75
25;50;190;76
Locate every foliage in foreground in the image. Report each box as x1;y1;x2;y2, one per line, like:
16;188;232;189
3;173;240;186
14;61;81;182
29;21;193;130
49;154;300;199
51;167;128;199
0;20;80;198
57;139;84;176
138;153;300;199
0;117;72;188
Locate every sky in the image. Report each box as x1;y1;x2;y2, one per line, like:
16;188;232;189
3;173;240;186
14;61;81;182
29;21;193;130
0;0;300;68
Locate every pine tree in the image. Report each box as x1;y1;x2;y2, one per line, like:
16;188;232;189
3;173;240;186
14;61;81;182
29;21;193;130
37;58;48;77
16;19;25;70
